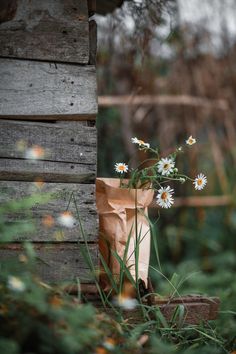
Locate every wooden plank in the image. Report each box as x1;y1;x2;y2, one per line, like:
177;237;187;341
158;302;210;325
0;120;96;165
0;181;98;242
0;159;95;183
98;95;229;110
0;0;89;64
153;295;220;324
0;59;97;118
77;291;220;324
0;243;98;283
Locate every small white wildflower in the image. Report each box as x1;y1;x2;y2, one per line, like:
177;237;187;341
103;338;116;350
25;145;45;160
57;211;76;228
114;162;128;174
113;295;138;310
177;146;183;152
186;136;196;146
131;137;150;149
7;276;26;292
193;173;207;190
156;186;174;209
157;157;175;176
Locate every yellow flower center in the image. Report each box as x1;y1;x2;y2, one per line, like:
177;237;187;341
164;163;170;170
118;165;125;171
188;137;196;145
138;140;145;145
161;192;168;200
197;178;203;185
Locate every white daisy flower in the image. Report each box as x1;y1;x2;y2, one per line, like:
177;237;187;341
157;157;175;176
114;162;128;174
57;211;76;228
186;136;196;146
103;338;116;350
7;276;26;292
193;173;207;190
156;186;174;209
131;137;150;149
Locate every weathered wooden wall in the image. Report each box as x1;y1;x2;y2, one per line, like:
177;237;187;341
0;0;98;284
0;0;97;119
0;0;89;63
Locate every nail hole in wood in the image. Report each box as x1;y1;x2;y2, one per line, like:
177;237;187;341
71;165;74;169
70;102;74;106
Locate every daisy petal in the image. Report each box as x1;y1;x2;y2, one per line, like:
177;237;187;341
131;137;150;149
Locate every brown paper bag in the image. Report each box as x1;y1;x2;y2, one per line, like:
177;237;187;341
96;178;154;289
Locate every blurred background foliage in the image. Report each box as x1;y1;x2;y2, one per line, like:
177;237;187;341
96;0;236;346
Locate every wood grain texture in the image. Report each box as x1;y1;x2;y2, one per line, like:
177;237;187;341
0;181;98;242
0;120;96;165
0;0;89;63
153;295;220;324
90;295;220;325
0;243;98;283
0;59;97;118
0;159;95;183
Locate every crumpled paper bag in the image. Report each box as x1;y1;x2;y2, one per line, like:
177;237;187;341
96;178;154;289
